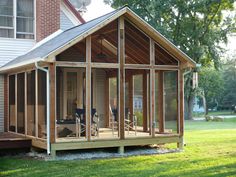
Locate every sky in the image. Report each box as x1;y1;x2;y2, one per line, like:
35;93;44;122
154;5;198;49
82;0;236;57
83;0;114;21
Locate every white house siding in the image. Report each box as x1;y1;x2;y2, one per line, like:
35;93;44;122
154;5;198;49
60;10;75;31
94;70;106;128
0;38;35;67
0;75;4;132
0;38;35;132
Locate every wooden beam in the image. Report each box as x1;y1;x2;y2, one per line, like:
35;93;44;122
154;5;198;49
142;72;148;132
150;39;155;137
158;71;164;133
24;72;27;135
86;36;92;141
49;63;56;143
35;70;38;138
51;135;181;151
179;70;184;136
4;75;9;132
119;16;125;139
128;75;133;125
15;74;17;133
104;76;109;127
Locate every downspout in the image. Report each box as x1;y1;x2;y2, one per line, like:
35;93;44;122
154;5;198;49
35;62;50;155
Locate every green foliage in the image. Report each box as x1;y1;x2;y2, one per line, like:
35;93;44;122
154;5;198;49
105;0;236;119
198;67;224;111
105;0;236;69
221;57;236;107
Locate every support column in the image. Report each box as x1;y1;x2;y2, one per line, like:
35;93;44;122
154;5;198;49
86;36;92;141
49;63;56;143
105;76;109;127
24;72;27;135
4;75;8;132
128;75;133;125
35;70;38;138
142;72;148;132
158;71;164;133
119;17;125;139
178;69;184;149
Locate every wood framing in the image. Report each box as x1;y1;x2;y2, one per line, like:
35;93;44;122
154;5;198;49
119;16;125;139
86;36;92;141
158;71;164;133
2;7;196;155
142;72;148;132
49;63;56;143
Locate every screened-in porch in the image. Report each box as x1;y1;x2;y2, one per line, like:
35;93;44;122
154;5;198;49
3;7;196;156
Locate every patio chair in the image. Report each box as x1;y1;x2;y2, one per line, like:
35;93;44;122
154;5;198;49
75;108;99;138
125;108;137;135
109;107;137;136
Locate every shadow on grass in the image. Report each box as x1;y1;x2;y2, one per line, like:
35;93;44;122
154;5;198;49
1;154;236;177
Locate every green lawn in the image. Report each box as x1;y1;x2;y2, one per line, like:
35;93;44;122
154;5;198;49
1;119;236;177
193;110;236;117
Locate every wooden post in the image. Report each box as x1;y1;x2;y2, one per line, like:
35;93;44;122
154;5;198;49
179;70;184;136
119;17;125;139
86;36;92;141
178;69;184;149
49;63;56;143
35;70;38;138
142;72;148;132
104;76;109;127
4;75;9;132
24;72;27;135
128;75;133;125
150;39;155;137
158;71;164;133
15;74;17;133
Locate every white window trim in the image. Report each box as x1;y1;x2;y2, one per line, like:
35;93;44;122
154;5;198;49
0;0;35;40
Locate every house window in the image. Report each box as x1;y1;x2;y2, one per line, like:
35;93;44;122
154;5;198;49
0;0;14;38
0;0;34;39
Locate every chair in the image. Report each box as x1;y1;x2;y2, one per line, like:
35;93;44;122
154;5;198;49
125;108;137;135
75;108;99;138
109;107;137;136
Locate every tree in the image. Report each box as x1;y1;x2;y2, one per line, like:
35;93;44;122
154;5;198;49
198;67;224;115
105;0;236;119
221;54;236;109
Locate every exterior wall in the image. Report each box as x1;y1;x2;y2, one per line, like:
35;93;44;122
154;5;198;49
36;0;60;42
60;10;75;30
0;75;4;132
0;38;35;67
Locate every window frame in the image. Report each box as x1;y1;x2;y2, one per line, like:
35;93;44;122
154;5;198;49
0;0;35;40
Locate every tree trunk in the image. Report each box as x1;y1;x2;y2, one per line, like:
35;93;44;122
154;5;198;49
186;94;194;120
202;96;208;115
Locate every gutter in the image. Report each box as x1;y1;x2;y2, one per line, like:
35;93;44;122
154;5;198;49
35;62;50;155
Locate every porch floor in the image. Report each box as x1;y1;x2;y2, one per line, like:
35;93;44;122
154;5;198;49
56;128;158;143
0;132;32;150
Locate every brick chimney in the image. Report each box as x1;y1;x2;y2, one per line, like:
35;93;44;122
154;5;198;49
36;0;60;42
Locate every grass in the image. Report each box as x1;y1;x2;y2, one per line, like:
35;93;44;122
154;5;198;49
193;110;236;117
0;119;236;177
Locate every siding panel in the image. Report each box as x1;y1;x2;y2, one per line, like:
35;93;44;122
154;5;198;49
0;38;35;67
60;10;74;31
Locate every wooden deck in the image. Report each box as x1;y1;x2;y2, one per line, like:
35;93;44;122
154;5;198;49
0;132;32;150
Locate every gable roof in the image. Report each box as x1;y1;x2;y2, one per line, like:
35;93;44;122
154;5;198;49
63;0;85;24
0;6;196;72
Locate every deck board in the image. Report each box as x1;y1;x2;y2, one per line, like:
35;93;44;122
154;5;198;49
0;132;31;149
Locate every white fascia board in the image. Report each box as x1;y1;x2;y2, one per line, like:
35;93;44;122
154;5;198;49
0;57;42;73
